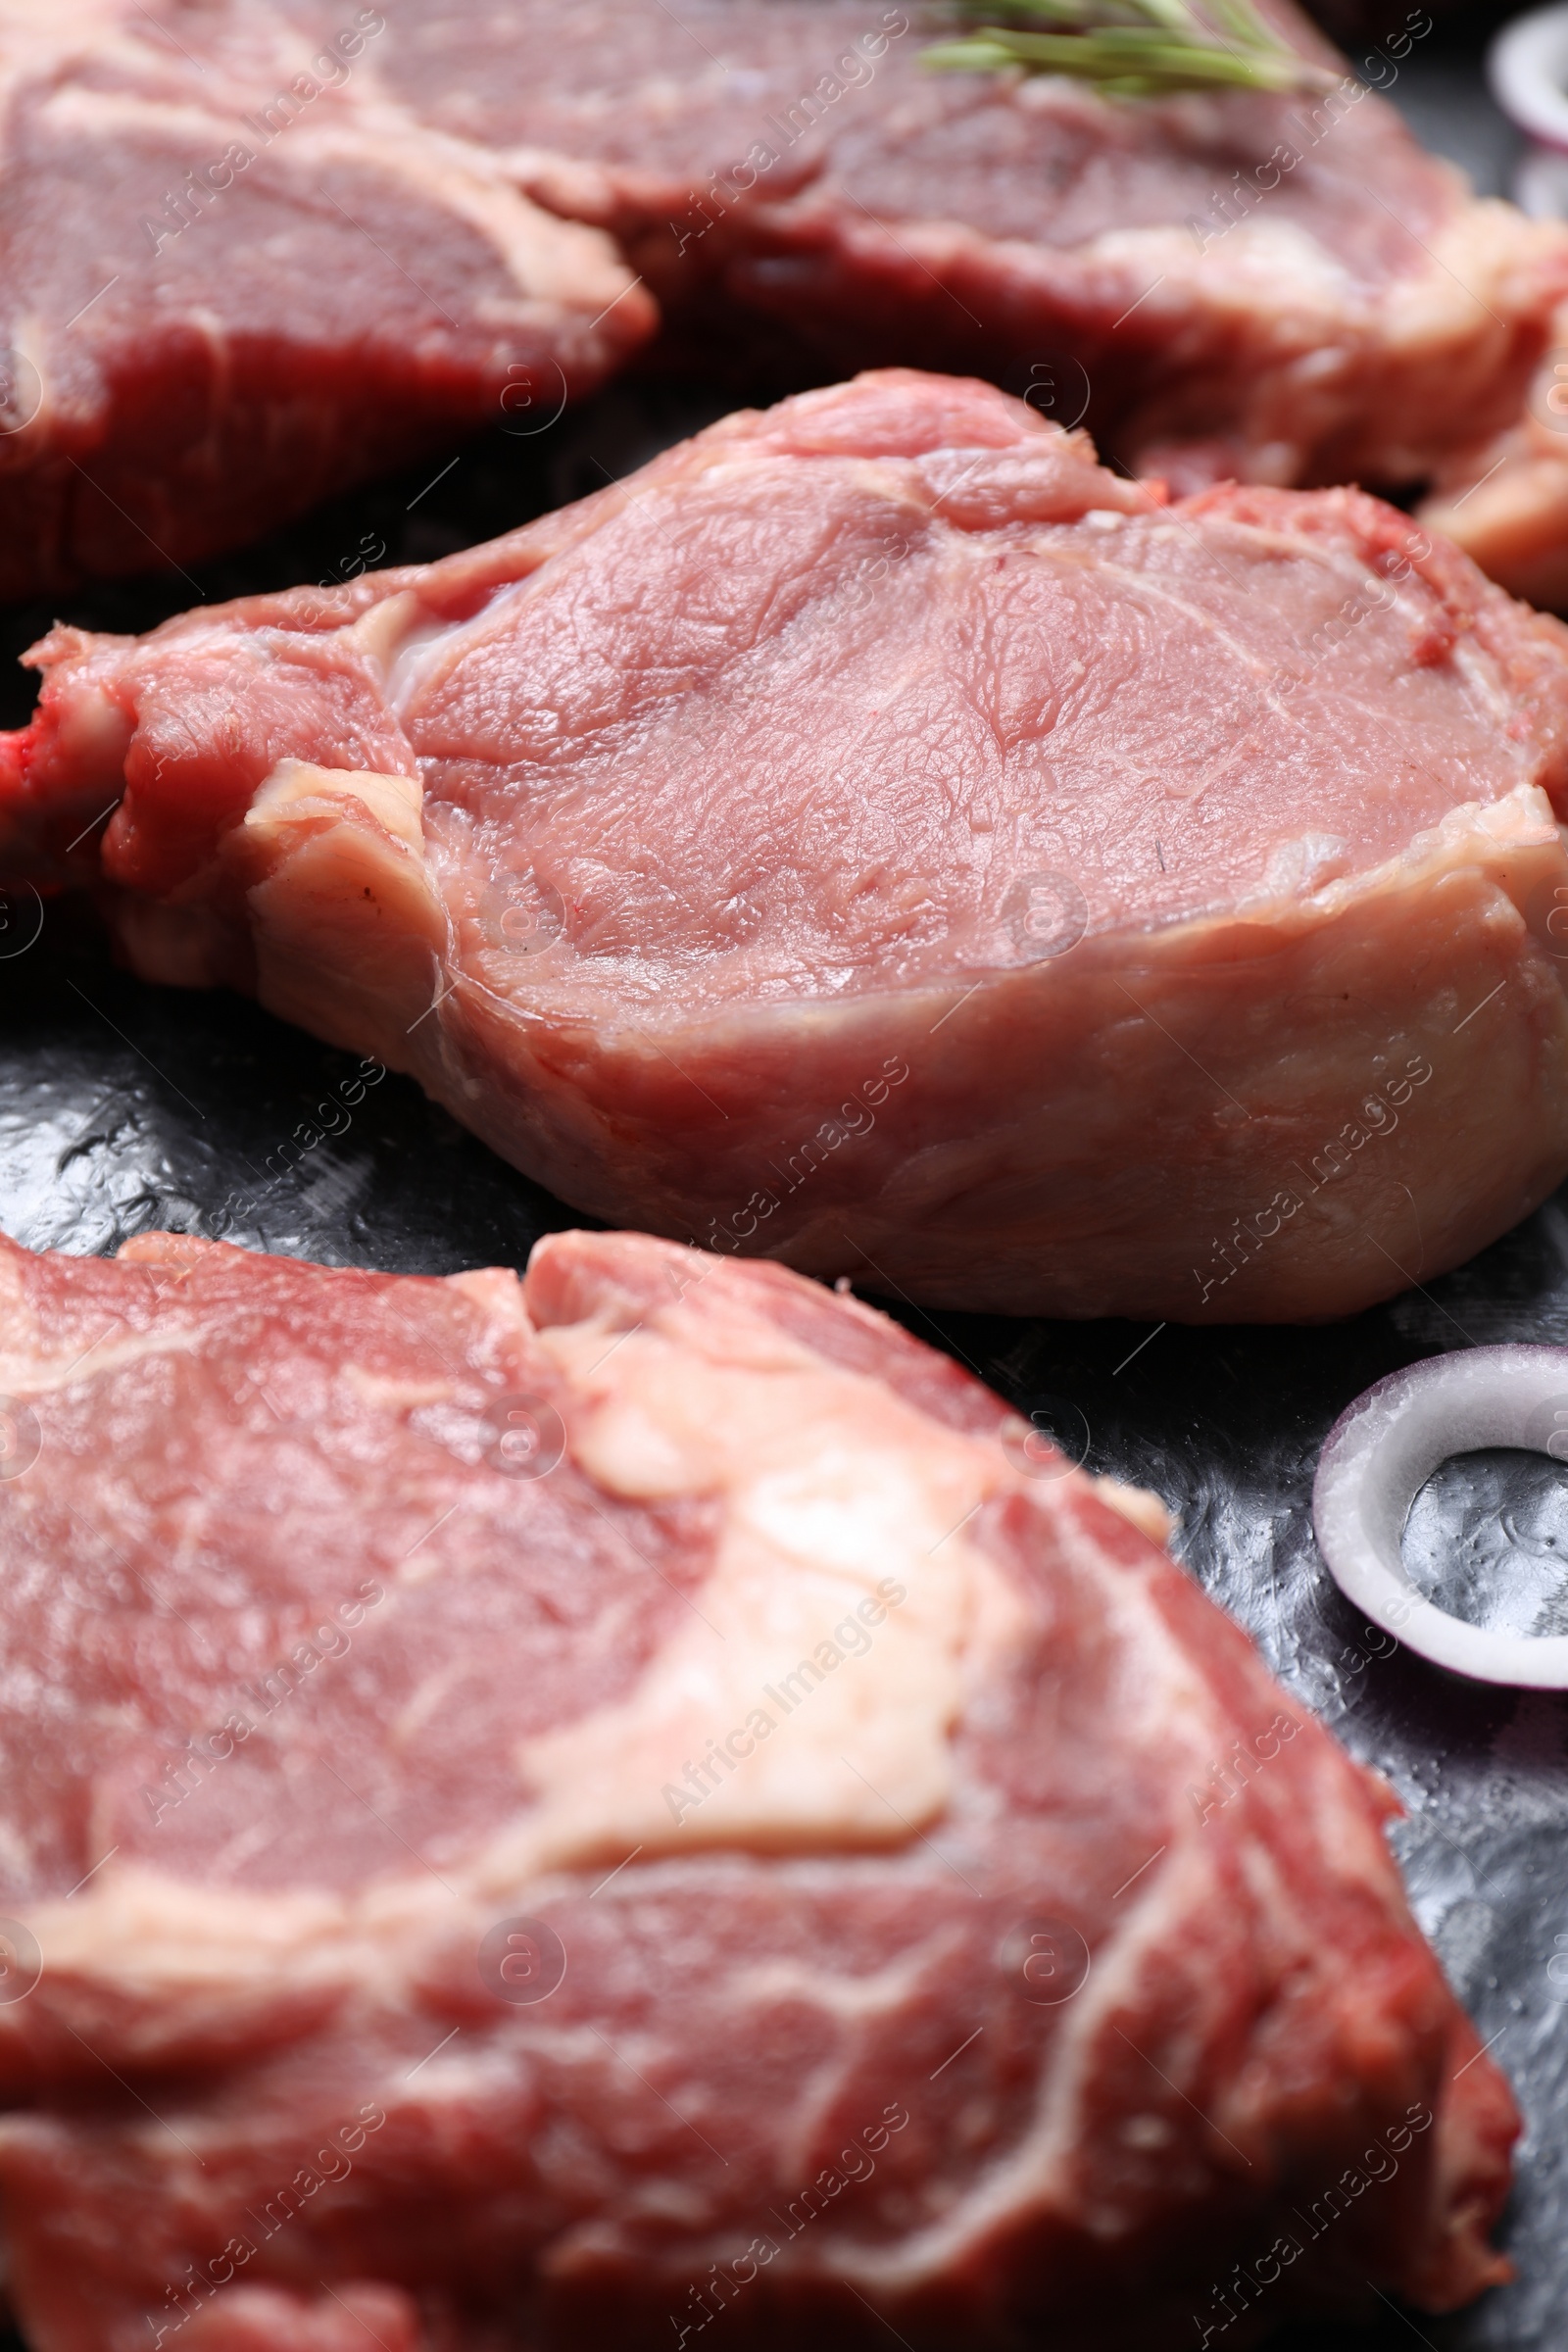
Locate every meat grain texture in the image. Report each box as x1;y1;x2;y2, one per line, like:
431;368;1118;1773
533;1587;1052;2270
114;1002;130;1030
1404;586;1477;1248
0;0;1563;593
8;370;1568;1320
0;1222;1519;2351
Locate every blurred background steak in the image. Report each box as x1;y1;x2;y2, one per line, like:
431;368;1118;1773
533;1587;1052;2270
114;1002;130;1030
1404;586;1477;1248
0;0;655;597
0;0;1563;597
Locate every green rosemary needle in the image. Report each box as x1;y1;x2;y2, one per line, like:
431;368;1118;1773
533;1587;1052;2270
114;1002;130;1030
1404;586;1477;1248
922;0;1337;99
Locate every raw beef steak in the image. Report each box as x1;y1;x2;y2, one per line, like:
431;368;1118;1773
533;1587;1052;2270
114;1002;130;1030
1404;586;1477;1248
1421;366;1568;613
0;1221;1518;2351
0;0;655;598
8;369;1568;1321
0;0;1564;596
393;0;1568;512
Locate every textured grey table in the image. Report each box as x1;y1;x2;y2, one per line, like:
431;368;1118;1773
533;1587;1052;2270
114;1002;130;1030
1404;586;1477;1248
0;14;1561;2348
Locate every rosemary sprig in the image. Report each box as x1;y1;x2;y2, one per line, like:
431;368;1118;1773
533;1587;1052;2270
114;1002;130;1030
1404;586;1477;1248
922;0;1336;99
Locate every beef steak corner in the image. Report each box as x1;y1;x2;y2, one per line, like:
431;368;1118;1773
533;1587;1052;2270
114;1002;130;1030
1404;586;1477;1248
7;368;1568;1321
0;0;656;598
0;1220;1519;2351
402;0;1568;513
0;0;1563;597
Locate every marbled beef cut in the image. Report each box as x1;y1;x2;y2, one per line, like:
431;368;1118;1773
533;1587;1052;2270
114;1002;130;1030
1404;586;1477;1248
399;0;1568;515
0;0;1564;595
0;1220;1518;2351
7;369;1568;1320
0;0;656;597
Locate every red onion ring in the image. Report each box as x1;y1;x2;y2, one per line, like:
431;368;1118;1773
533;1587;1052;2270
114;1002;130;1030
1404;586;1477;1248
1492;5;1568;157
1312;1347;1568;1687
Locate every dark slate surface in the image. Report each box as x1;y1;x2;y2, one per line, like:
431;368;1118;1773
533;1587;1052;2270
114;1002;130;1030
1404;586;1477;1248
0;8;1561;2347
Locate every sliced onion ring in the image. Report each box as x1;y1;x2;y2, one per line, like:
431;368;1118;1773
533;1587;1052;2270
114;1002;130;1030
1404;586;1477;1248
1312;1347;1568;1688
1491;4;1568;154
